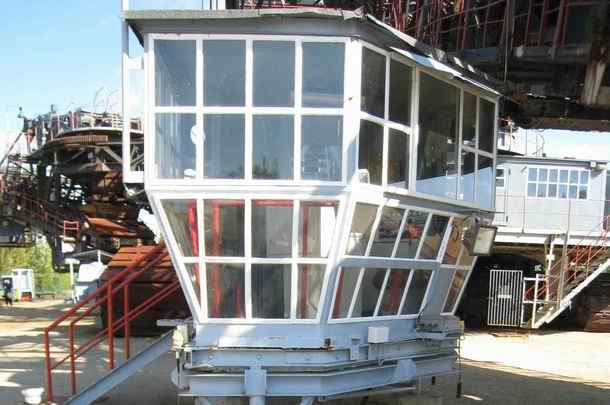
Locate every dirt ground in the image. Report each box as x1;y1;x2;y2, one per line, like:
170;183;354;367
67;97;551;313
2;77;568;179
1;300;609;405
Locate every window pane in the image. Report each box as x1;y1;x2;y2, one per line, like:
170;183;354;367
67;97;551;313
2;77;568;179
558;184;568;199
389;60;412;125
443;269;469;313
185;263;201;306
346;203;378;255
548;183;558;198
560;169;569;183
301;116;343;181
253;115;293;179
332;268;360;318
549;169;558;183
361;48;386;117
204;114;245;179
206;264;245;318
302;42;344;108
162;200;199;256
204;200;244;256
378;269;410;316
252;201;293;258
203;40;245;106
297;264;325;319
443;218;464;265
352;268;387;318
460;150;475;202
418;215;449;260
477;156;494;209
579;186;588;199
528;168;537;182
580;171;589;184
155;114;196;179
458;245;475;267
538;168;548;182
395;210;428;258
478;99;495;153
462;92;477;147
402;269;433;315
537;183;547;198
253;41;294;107
388;129;409;188
496;168;504;178
358;120;383;185
417;73;459;199
570;170;579;184
299;201;339;258
527;183;537;197
252;264;291;319
370;207;404;257
155;40;195;106
569;185;578;199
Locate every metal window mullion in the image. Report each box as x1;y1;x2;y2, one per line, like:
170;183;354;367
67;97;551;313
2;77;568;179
382;55;390;187
415;213;432;259
440;269;457;314
397;267;415;315
244;39;253;181
390;209;409;258
457;89;464;200
436;217;454;262
417;269;436;314
244;198;253;319
290;200;300;319
146;35;155;184
410;69;420;192
347;267;365;318
294;40;303;181
197;198;206;316
373;269;391;316
474;97;480;204
347;40;363;185
365;205;384;256
196;40;204;180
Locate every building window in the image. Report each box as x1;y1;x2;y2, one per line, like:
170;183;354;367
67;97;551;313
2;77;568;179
358;120;383;185
496;167;505;188
527;167;588;200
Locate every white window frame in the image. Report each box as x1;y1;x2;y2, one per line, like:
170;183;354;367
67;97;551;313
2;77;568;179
526;166;590;200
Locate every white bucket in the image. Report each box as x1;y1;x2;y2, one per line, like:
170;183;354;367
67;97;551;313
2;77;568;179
21;387;44;405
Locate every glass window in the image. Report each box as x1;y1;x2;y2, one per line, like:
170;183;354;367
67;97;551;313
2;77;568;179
388;129;409;188
203;40;245;106
570;170;579;184
548;183;558;198
460;150;476;202
346;203;378;255
370;207;404;257
443;269;469;313
302;42;345;108
478;99;495;153
458;245;476;266
252;201;293;258
580;171;589;184
418;215;449;260
162;200;199;257
569;185;578;199
528;183;537;197
253;115;294;179
579;185;588;199
185;263;201;305
332;267;360;318
388;60;412;125
206;263;245;318
358;120;383;185
378;269;410;316
462;92;477;147
252;264;291;319
496;167;505;188
204;200;244;257
443;218;464;265
352;268;387;318
559;184;568;199
401;269;433;315
477;156;494;209
560;169;569;183
549;169;558;183
538;168;548;182
301;116;343;181
155;114;196;179
297;264;325;319
537;183;547;198
253;41;294;107
204;114;245;179
417;73;459;199
395;210;428;258
528;168;537;182
361;48;386;118
155;40;195;106
299;201;339;258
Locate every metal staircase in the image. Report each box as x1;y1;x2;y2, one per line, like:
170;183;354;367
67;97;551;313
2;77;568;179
522;215;610;329
43;244;180;405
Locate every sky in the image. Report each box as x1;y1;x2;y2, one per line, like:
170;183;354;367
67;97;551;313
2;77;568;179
0;1;609;161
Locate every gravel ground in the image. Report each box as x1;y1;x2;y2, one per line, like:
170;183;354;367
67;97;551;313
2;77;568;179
1;300;609;405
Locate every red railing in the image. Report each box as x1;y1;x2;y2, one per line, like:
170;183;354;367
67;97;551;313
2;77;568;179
43;244;176;403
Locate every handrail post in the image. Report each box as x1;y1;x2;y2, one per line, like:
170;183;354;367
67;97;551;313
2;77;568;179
107;283;114;369
124;284;130;360
44;330;54;403
532;274;539;327
69;324;76;395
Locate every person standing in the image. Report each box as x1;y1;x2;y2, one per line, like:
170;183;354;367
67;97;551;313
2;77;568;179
3;280;13;308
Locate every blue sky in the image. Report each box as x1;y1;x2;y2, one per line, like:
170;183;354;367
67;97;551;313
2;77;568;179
0;1;608;161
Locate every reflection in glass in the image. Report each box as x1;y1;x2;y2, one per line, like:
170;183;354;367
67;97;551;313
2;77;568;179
417;73;459;199
252;264;291;319
332;268;360;318
301;116;343;181
460;150;475;202
443;218;464;265
443;269;469;313
203;40;245;106
478;99;495;153
297;264;325;319
370;207;404;257
389;60;412;125
361;48;386;117
395;210;428;258
346;203;378;255
206;264;245;318
462;92;477;147
352;268;386;317
299;201;338;258
204;114;245;179
155;114;196;179
358;120;383;185
162;200;198;257
253;41;294;107
418;215;449;260
185;263;201;305
388;129;409;188
302;42;345;108
253;115;293;179
402;269;432;315
252;201;293;258
458;246;476;266
477;156;494;209
155;40;195;106
204;200;245;256
378;269;410;316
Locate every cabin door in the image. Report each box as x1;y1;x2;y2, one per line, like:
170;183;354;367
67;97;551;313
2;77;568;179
487;269;523;327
